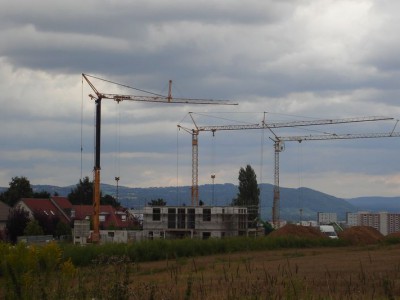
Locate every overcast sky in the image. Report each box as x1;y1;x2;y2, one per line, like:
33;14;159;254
1;0;400;199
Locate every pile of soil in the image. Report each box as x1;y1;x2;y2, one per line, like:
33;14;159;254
268;224;327;239
338;226;384;245
384;231;400;239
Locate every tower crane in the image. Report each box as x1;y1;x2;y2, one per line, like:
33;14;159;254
177;113;393;207
82;74;237;242
271;130;400;227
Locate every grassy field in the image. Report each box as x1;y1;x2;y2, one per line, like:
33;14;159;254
108;244;400;299
1;238;400;299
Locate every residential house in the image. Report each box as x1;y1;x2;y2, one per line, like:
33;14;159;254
16;197;135;231
16;198;71;224
71;204;135;230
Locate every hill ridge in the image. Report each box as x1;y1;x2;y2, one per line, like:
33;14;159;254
2;183;398;221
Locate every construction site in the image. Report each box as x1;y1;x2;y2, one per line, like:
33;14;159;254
81;74;400;242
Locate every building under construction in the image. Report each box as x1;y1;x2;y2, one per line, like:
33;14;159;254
142;205;248;239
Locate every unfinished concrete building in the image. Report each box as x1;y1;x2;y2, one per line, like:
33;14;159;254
143;206;248;239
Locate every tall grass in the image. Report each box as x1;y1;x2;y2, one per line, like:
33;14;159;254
1;237;398;299
61;236;347;267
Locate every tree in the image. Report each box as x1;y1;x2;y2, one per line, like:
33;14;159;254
68;177;120;207
6;206;30;243
260;220;274;235
102;194;121;208
148;198;167;206
232;165;260;227
33;211;60;236
24;220;44;236
32;190;51;198
54;222;71;238
68;176;93;205
0;176;33;206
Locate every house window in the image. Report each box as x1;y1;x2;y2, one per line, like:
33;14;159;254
153;208;161;221
203;208;211;222
121;215;126;222
99;215;105;222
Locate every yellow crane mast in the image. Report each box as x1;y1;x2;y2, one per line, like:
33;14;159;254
82;74;237;242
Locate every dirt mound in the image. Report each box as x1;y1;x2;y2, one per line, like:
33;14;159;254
338;226;384;245
269;224;327;239
385;231;400;239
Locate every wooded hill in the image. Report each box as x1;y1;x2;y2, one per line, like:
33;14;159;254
7;183;396;222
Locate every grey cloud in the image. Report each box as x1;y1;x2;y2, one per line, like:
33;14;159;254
1;0;400;198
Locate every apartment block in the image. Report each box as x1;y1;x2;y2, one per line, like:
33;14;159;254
317;212;337;225
346;211;400;235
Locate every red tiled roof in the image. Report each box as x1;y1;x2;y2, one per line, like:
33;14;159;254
51;196;72;209
20;198;70;223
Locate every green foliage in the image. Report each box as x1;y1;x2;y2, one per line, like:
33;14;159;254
148;198;167;206
1;238;397;299
55;221;71;238
0;242;76;299
6;206;30;243
68;176;93;205
68;176;120;207
0;176;33;206
101;194;121;207
32;190;51;198
232;165;260;226
33;211;60;236
24;220;44;236
260;220;275;235
59;236;345;267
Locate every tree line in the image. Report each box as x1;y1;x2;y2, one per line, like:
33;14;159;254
0;176;120;243
1;164;270;242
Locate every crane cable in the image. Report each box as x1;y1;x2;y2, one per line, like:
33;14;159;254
297;142;304;222
113;102;121;203
84;73;165;98
176;126;180;204
81;76;84;181
259;115;265;221
211;131;216;206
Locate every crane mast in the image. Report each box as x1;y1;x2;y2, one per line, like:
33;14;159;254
178;114;393;208
272;131;400;227
82;74;237;242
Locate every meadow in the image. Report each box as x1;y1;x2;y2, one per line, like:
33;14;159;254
1;236;400;299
